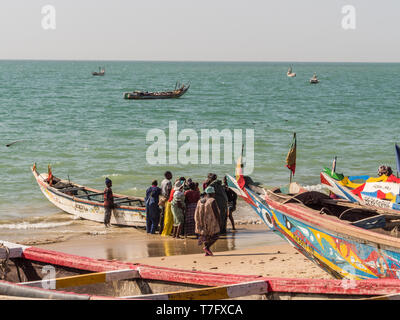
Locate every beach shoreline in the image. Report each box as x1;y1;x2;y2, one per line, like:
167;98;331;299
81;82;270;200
0;200;332;280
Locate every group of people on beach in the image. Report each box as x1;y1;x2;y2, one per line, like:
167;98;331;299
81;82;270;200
102;171;237;255
145;172;237;256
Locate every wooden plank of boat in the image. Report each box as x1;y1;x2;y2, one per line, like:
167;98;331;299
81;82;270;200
20;268;139;289
74;192;105;199
121;280;269;300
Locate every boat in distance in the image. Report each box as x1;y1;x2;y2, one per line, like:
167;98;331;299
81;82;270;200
310;73;319;84
123;83;190;100
32;164;146;227
2;240;400;300
226;174;400;281
92;67;105;76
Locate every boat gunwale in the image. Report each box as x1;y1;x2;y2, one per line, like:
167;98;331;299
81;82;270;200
264;190;400;251
10;243;400;297
32;167;145;212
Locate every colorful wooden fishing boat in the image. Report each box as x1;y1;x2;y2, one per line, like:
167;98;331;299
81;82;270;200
124;83;190;100
2;240;400;300
226;174;400;280
320;168;400;212
31;164;146;227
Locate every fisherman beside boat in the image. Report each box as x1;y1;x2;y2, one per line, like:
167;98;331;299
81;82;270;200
145;180;162;234
104;178;114;228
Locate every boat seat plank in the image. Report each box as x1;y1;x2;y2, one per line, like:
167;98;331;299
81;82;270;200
121;280;269;300
75;192;104;199
20;269;139;289
59;187;85;193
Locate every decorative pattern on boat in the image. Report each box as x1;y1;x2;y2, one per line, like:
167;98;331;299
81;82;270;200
320;169;400;211
226;175;400;280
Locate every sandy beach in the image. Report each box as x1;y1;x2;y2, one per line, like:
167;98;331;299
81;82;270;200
1;200;331;280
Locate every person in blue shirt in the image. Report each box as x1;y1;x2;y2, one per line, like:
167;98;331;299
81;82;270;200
145;180;162;234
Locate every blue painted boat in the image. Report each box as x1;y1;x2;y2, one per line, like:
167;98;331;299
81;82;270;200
226;174;400;280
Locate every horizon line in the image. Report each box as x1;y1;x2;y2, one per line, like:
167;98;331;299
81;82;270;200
1;58;400;64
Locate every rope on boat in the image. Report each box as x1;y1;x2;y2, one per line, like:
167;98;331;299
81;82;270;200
0;243;10;280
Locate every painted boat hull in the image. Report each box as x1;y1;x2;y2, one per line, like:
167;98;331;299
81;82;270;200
3;240;400;299
226;175;400;280
32;167;146;227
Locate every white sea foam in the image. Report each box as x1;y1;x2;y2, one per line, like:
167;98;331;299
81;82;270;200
101;174;121;178
0;221;74;230
303;184;327;192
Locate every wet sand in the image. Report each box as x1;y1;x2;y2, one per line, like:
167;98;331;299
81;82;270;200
1;200;332;279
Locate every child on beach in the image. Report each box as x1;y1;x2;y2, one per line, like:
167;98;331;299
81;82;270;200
103;178;114;228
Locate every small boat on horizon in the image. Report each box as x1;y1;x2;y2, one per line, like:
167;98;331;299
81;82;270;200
123;83;190;100
92;67;105;76
32;164;146;227
287;66;296;77
310;72;319;84
2;240;400;300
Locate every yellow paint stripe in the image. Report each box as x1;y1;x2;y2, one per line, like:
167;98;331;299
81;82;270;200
56;272;107;289
270;209;368;280
167;287;229;300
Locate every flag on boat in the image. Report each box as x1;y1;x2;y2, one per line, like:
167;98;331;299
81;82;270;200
395;143;400;175
285;133;297;176
48;164;53;186
332;156;337;175
236;145;246;189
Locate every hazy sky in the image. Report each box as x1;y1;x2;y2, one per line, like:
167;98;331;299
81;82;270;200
1;0;400;62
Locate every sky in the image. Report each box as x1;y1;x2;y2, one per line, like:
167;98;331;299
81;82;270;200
1;0;400;62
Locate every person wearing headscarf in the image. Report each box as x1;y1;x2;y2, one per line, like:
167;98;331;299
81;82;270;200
103;178;114;227
161;178;179;237
145;180;162;234
378;165;400;183
203;173;228;234
159;171;173;233
184;181;201;236
171;180;185;238
194;186;221;256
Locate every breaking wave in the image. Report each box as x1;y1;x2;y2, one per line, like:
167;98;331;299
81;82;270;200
0;214;75;230
0;221;74;230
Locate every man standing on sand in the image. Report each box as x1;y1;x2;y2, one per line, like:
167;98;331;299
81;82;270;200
104;178;114;228
194;186;221;256
145;180;162;234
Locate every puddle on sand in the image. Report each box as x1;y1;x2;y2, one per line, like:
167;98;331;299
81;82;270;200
37;224;285;262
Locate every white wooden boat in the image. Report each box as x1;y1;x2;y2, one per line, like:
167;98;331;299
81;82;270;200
31;164;146;227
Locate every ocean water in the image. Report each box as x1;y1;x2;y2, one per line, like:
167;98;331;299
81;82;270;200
1;60;400;224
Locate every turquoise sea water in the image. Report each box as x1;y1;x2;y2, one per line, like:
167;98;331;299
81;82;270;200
1;61;400;222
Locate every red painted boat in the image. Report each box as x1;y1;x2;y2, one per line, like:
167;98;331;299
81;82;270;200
1;240;400;300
